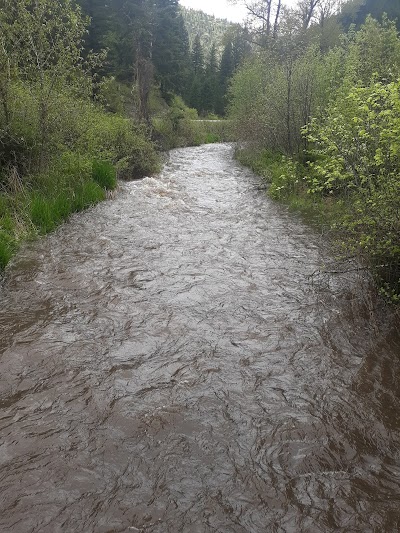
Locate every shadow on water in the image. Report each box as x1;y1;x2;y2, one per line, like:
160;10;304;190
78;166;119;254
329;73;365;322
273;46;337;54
0;144;399;532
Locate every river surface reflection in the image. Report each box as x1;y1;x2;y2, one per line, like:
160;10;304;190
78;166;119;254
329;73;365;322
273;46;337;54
0;144;399;532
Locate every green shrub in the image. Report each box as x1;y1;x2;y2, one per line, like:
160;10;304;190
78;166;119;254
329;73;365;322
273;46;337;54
303;79;400;300
152;95;204;149
205;133;220;143
79;111;160;179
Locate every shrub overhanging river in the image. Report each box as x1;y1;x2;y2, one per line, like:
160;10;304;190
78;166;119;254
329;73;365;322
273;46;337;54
0;144;399;532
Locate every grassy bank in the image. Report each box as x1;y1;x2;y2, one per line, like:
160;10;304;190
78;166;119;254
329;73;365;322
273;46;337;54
0;106;160;271
236;145;400;303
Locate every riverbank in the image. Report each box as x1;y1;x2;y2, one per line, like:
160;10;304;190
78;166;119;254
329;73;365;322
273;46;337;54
0;116;161;271
0;112;230;273
236;145;400;304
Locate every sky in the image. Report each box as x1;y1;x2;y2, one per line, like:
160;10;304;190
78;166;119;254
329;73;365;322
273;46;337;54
179;0;299;23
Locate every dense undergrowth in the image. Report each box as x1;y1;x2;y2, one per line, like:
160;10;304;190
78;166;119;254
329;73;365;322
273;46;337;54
0;86;161;270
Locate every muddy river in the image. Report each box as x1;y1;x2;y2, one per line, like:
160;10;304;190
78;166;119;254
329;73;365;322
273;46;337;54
0;144;399;532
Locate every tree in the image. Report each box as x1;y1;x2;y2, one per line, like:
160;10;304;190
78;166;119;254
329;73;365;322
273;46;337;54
200;43;218;114
244;0;282;44
0;0;88;171
217;38;234;115
152;0;191;98
191;34;204;75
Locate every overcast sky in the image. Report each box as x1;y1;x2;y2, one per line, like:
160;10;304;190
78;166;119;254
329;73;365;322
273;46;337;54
179;0;299;23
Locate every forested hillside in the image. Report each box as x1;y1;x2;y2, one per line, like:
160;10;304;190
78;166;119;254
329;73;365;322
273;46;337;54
180;7;232;55
229;0;400;301
340;0;400;30
75;0;250;116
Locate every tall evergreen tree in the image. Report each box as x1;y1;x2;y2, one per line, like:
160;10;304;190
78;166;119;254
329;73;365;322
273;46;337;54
152;0;191;98
191;34;204;75
201;43;218;114
217;39;234;115
188;33;204;111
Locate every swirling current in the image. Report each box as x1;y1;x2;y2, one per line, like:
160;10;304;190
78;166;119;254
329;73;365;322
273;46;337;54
0;144;399;533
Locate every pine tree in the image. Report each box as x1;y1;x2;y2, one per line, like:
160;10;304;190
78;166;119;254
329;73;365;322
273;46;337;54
188;33;205;112
191;34;204;75
202;43;218;114
152;0;191;98
217;39;234;115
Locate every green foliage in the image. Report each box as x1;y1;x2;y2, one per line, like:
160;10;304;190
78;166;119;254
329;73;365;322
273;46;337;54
153;95;200;149
77;110;160;178
303;78;400;299
305;80;400;195
229;43;328;154
152;0;192;98
0;0;90;171
77;0;193;118
232;13;400;302
236;147;303;198
345;15;400;85
98;78;134;115
92;160;117;190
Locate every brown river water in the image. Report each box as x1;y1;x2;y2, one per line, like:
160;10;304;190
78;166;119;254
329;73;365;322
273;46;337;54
0;144;400;532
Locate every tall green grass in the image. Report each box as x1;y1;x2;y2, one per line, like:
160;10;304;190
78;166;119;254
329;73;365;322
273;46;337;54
0;230;15;269
92;160;117;190
29;181;106;234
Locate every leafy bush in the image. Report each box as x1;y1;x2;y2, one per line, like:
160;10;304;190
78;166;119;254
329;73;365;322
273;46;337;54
305;80;400;196
303;79;400;300
79;111;160;178
152;95;199;149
